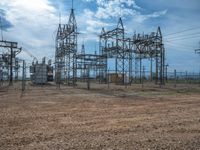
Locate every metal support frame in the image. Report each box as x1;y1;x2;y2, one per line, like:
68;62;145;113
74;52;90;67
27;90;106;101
99;18;132;85
133;27;165;85
76;49;106;81
55;12;166;86
55;9;77;86
99;18;165;85
0;40;21;85
22;60;26;92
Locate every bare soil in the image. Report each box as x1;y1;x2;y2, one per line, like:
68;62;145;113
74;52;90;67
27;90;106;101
0;83;200;150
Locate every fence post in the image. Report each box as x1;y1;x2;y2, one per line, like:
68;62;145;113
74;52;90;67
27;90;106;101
150;57;153;82
142;66;145;88
56;71;61;89
87;66;90;90
185;71;188;84
174;69;177;88
199;72;200;87
165;64;168;83
21;60;26;93
107;69;109;89
125;71;127;89
0;70;2;87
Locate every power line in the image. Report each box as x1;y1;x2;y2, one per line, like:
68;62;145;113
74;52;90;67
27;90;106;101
165;43;193;52
166;35;200;42
165;41;194;50
22;47;38;61
165;41;194;49
164;40;195;48
165;32;200;40
164;26;200;37
165;41;191;48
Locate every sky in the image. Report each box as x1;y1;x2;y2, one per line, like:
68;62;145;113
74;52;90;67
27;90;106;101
0;0;200;72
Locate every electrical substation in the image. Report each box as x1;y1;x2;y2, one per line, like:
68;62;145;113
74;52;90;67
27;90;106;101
1;1;200;149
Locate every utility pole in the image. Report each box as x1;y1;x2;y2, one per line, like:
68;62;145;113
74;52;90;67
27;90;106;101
87;65;90;90
174;69;177;88
22;60;26;92
150;57;153;82
140;57;142;84
0;41;21;86
142;66;145;88
195;42;200;86
107;69;110;89
10;46;13;85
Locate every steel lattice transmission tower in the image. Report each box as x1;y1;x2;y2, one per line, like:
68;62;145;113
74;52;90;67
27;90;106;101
133;27;165;85
55;8;77;86
99;18;133;84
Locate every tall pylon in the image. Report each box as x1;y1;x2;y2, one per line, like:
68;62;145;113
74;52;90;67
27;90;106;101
55;0;78;86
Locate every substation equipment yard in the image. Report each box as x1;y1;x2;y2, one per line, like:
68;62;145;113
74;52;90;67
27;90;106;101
0;6;200;150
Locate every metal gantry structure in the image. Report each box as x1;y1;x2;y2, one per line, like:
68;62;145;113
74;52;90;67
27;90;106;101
99;18;165;85
99;18;132;84
0;40;22;85
133;27;165;85
76;44;106;82
55;10;166;86
55;8;78;86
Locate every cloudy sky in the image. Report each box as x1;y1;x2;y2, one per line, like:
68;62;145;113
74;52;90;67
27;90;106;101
0;0;200;72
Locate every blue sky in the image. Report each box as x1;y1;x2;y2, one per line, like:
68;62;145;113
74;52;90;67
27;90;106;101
0;0;200;72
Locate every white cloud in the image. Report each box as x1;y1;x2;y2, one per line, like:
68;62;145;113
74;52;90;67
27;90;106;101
77;9;113;42
148;9;168;18
0;0;167;59
82;0;167;39
94;0;167;21
0;0;58;61
132;9;168;23
84;0;94;2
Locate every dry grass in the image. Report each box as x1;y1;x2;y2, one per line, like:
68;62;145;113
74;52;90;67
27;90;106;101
0;83;200;149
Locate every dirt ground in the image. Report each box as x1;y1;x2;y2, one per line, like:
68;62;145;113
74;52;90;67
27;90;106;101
0;83;200;150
